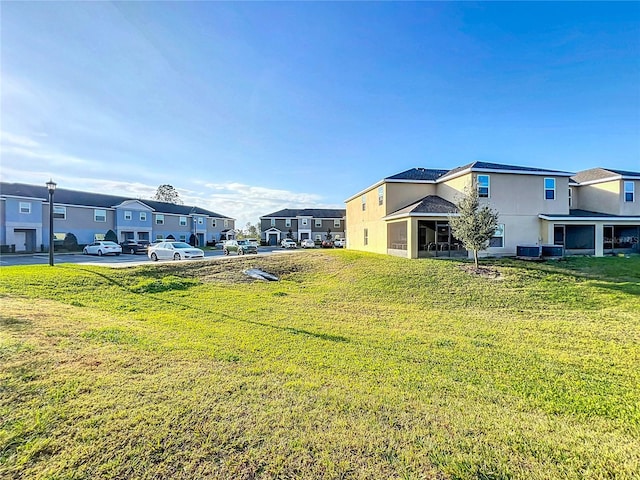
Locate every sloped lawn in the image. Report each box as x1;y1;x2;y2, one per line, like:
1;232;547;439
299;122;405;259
1;252;638;479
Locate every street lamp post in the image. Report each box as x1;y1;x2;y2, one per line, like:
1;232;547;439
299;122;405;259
46;179;57;266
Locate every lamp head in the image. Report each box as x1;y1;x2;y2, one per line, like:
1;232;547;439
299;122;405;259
46;179;57;193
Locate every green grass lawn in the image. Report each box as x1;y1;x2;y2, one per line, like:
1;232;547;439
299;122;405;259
1;251;639;479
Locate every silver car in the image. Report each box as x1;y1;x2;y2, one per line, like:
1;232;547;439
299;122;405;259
83;241;122;256
148;241;204;261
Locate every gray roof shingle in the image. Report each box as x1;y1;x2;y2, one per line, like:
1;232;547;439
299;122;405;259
385;168;449;181
261;208;346;219
387;195;458;217
0;182;232;218
571;168;640;184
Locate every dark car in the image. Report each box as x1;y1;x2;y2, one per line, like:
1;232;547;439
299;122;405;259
223;239;258;255
120;240;148;254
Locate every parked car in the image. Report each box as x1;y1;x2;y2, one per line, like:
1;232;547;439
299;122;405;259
120;240;148;254
321;240;334;248
301;239;315;249
333;238;345;248
281;238;297;249
246;238;259;248
148;241;204;261
83;241;122;256
223;239;258;255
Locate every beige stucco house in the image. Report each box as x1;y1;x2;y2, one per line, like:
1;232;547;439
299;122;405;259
345;162;640;259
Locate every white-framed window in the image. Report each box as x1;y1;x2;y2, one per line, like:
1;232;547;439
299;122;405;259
477;175;490;198
155;214;164;225
362;194;367;211
224;219;229;228
156;234;163;241
301;218;308;226
179;216;187;226
179;234;187;242
568;188;573;208
489;224;505;247
19;202;31;214
53;206;67;220
364;228;369;245
124;210;132;221
378;186;384;206
212;218;217;227
315;234;322;241
140;212;147;221
624;181;635;202
94;209;107;222
285;219;291;227
334;219;340;228
270;218;275;227
315;219;322;227
198;217;204;225
544;178;556;200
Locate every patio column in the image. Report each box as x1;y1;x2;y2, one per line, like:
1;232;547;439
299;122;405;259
595;223;604;257
408;217;418;259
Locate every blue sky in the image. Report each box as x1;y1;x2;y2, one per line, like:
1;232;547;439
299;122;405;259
2;2;639;227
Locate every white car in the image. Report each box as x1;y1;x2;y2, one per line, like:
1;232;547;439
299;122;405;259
300;239;315;249
333;238;346;248
281;238;297;248
83;241;122;256
148;241;204;261
246;238;260;248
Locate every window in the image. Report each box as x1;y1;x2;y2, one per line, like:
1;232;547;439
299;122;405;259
334;219;340;228
315;234;322;241
140;212;147;221
156;234;163;241
364;228;369;245
315;219;322;227
544;178;556;200
224;219;229;228
94;209;107;222
477;175;490;198
179;234;187;242
624;181;635;202
489;224;504;248
155;214;164;225
19;202;31;214
53;206;66;220
270;218;275;227
179;216;187;226
285;219;291;227
362;194;367;211
212;218;217;227
378;186;384;205
301;218;308;226
124;210;132;221
568;188;573;208
198;217;204;225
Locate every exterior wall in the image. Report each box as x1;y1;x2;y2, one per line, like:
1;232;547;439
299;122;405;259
345;189;387;254
436;174;471;205
576;181;620;215
385;182;436;214
620;180;640;216
115;203;153;241
0;199;5;245
5;197;44;251
43;205;116;245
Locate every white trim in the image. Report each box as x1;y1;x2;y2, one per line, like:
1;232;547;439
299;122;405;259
383;212;459;221
112;199;154;210
539;214;640;221
576;175;640;186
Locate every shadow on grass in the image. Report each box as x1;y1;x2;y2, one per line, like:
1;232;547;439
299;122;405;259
62;265;350;343
0;316;32;330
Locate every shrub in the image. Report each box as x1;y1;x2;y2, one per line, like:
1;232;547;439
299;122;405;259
105;229;118;243
63;233;79;251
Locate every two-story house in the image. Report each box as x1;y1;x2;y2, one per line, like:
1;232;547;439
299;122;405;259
345;162;639;259
260;208;346;245
0;182;235;252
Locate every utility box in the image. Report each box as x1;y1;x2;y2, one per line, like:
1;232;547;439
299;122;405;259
516;245;541;257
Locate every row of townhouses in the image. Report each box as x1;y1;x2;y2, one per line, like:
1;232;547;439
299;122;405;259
346;163;640;258
0;183;236;252
259;209;346;245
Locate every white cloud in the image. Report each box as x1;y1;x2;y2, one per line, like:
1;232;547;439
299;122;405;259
0;131;41;148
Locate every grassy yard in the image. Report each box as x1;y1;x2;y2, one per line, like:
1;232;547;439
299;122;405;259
1;251;639;479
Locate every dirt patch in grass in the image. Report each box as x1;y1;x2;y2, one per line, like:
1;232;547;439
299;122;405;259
458;264;502;279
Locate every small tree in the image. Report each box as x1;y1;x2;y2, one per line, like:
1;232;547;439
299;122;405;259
449;186;499;269
153;184;183;204
63;232;78;251
287;229;293;239
326;228;332;241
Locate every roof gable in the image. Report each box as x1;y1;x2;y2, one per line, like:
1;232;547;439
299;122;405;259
572;167;640;184
261;208;346;219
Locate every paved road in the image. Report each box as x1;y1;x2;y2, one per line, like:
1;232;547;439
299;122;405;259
0;246;293;267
